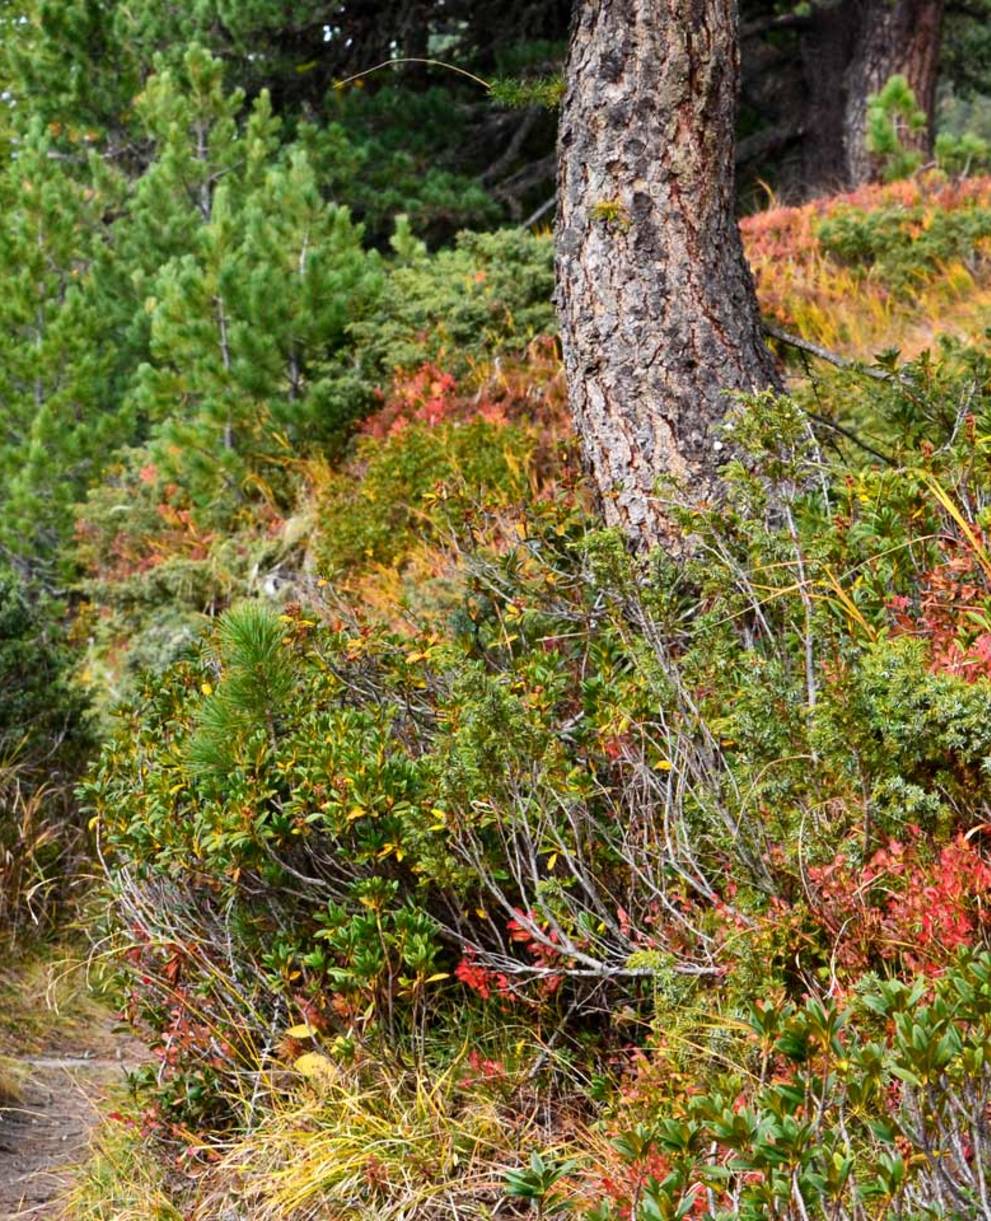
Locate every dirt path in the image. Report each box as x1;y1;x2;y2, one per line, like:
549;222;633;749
0;1039;146;1218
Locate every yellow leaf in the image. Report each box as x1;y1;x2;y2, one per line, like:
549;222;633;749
425;973;450;983
347;806;365;821
87;815;100;832
294;1052;336;1086
286;1023;317;1040
475;907;489;920
653;759;673;771
546;852;558;871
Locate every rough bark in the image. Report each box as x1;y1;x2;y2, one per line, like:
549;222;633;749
843;0;945;184
556;0;782;547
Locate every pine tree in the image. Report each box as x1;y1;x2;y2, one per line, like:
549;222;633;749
0;0;139;152
0;124;125;570
125;50;381;522
232;146;383;443
132;182;248;512
188;602;294;786
865;73;929;181
100;45;273;377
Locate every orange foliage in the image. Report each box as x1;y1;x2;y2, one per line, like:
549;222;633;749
362;336;570;441
888;528;991;680
741;173;991;359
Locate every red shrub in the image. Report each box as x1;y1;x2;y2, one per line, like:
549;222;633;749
808;830;991;973
361;337;571;442
888;528;991;680
454;947;515;1002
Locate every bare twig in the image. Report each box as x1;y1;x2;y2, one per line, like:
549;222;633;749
521;193;557;229
763;321;894;382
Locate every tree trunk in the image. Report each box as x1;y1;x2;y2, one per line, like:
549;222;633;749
556;0;782;547
843;0;945;185
737;0;946;197
798;4;859;195
400;1;432;85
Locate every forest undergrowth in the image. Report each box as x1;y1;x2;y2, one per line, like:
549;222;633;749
6;34;991;1220
61;176;991;1217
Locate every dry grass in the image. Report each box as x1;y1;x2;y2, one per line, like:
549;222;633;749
742;173;991;360
0;1054;26;1105
0;949;118;1059
59;1092;184;1221
193;1052;573;1221
0;754;79;942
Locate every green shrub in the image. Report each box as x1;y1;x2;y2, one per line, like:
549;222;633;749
348;225;556;376
82;348;991;1211
582;951;991;1218
936;128;991;177
817;202;991;292
312;418;541;576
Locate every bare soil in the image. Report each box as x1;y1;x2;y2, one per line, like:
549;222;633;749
0;1026;147;1218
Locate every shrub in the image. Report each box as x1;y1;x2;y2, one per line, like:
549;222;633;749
817;200;991;292
936;128;991;177
348;225;556;376
82;340;991;1213
742;175;991;357
570;951;991;1218
313;418;546;576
